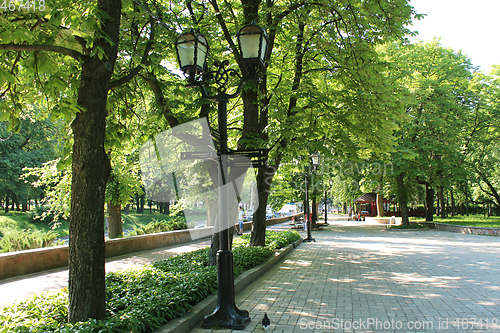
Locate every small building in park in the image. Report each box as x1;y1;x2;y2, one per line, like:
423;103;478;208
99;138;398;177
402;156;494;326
354;192;397;218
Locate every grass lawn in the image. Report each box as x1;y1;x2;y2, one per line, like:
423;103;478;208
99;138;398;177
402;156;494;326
0;208;208;253
0;209;208;237
121;211;207;231
0;211;67;234
411;214;500;228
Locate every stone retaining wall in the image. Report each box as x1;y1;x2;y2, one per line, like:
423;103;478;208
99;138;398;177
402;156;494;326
0;213;303;281
0;227;213;281
365;216;401;225
410;221;500;236
434;223;500;236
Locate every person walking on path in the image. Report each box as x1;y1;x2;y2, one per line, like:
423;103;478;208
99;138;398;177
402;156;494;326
347;205;353;220
237;207;245;235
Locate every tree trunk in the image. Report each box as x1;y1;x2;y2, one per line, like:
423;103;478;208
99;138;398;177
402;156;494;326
21;195;27;212
69;62;110;321
425;185;434;222
206;195;217;226
208;230;220;267
138;193;145;213
395;172;410;226
438;186;446;218
376;192;385;217
250;166;274;247
67;0;121;323
107;202;123;239
5;195;9;213
11;193;17;211
450;189;455;217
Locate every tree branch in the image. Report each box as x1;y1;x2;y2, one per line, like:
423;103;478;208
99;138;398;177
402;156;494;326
0;43;84;60
108;20;155;90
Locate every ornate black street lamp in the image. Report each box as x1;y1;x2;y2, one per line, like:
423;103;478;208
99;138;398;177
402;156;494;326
175;21;268;330
304;153;320;242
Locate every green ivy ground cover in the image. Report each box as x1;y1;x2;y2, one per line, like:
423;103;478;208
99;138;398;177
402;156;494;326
0;230;300;333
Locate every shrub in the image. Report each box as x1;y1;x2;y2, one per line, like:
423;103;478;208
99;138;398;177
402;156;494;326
128;217;188;236
0;229;64;253
233;246;274;275
27;206;68;227
233;230;301;250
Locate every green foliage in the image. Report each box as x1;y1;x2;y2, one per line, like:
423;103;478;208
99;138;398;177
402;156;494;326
0;228;64;253
0;290;69;332
0;230;299;332
0;119;59;207
232;246;274;275
127;217;188;236
21;159;72;224
105;151;144;208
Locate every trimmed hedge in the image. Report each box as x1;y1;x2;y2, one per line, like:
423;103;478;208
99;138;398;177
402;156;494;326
0;230;300;333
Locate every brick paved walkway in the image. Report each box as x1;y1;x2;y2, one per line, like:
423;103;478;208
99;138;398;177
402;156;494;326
194;219;500;333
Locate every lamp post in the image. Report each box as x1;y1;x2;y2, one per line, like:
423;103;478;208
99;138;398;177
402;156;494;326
175;21;268;330
304;153;320;242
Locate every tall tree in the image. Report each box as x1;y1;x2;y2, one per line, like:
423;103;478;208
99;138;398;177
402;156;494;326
0;0;155;322
381;40;476;223
462;67;500;208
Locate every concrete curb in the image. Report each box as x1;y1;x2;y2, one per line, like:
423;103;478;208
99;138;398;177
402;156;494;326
153;238;303;333
410;221;500;236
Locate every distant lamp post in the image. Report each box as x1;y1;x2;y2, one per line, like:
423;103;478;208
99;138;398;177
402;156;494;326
311;153;320;166
304;152;320;242
175;21;268;330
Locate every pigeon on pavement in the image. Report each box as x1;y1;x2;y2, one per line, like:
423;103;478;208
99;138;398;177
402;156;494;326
262;313;270;330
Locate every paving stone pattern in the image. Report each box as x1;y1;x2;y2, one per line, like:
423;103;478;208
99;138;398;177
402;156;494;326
194;220;500;333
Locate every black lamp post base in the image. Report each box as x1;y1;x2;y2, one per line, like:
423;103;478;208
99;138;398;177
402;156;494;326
202;306;251;330
201;250;251;330
303;237;316;242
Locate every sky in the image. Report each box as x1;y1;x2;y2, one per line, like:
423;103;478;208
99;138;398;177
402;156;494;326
407;0;500;73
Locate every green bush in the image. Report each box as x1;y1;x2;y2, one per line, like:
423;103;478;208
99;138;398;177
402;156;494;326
233;229;301;250
128;217;188;236
27;206;68;226
0;230;300;332
233;246;274;275
0;229;64;253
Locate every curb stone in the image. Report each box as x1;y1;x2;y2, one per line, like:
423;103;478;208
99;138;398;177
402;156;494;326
153;238;303;333
384;228;430;231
